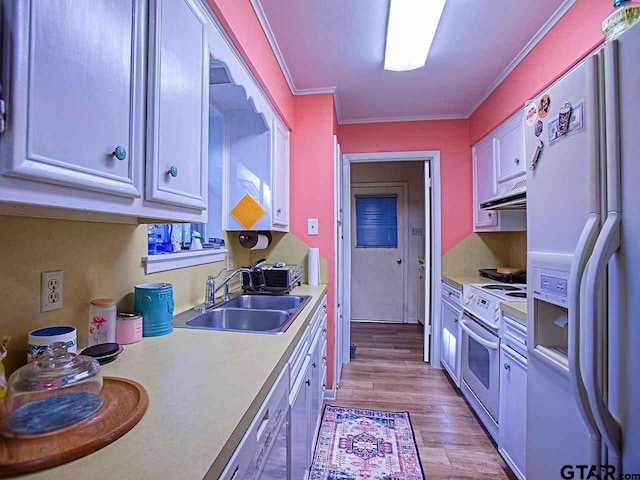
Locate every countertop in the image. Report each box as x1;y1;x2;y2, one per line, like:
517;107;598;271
500;301;527;323
441;273;495;290
18;284;328;480
442;274;527;322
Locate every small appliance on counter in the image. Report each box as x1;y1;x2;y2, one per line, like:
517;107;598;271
242;262;304;294
479;267;526;284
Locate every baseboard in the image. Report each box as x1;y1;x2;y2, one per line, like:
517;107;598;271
323;386;337;401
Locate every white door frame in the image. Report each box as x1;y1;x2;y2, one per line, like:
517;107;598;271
339;151;442;367
350;181;409;324
332;135;343;391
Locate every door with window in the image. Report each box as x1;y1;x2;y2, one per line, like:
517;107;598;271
351;184;407;323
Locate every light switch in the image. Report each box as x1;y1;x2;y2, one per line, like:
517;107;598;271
308;218;319;236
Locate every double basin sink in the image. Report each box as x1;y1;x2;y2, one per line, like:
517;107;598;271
177;294;311;334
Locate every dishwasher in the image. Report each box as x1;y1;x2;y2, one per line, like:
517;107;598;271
242;387;289;480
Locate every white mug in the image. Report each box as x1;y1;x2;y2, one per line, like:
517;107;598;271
28;326;77;363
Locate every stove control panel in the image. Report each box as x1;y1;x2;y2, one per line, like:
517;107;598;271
475;296;491;311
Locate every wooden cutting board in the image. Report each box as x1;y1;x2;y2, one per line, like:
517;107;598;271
0;377;148;476
497;267;525;275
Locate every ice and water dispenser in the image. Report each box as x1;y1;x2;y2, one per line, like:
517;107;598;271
530;259;572;371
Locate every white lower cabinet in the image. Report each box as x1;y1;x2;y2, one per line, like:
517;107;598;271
498;344;527;480
440;281;462;386
290;357;312;480
220;295;327;480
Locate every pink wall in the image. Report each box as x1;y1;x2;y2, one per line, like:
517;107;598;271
469;0;610;143
338;120;472;254
206;0;295;128
290;94;337;388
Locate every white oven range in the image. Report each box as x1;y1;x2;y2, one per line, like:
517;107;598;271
459;283;526;441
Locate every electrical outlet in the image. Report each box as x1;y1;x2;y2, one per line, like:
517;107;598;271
41;270;63;312
226;253;234;271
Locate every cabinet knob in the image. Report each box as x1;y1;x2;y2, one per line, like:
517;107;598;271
312;362;317;368
112;146;127;161
488;212;493;217
305;379;311;386
277;208;282;214
167;165;178;177
514;158;520;165
323;356;327;361
504;363;511;370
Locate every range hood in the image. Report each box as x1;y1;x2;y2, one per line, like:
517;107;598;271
480;178;526;210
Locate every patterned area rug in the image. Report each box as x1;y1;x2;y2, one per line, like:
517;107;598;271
310;405;425;480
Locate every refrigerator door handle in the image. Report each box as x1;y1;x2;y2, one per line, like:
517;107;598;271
583;211;622;468
568;213;602;461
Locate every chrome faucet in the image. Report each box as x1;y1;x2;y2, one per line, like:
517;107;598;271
197;267;254;312
196;260;268;313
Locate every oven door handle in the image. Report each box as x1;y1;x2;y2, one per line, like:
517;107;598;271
460;320;499;350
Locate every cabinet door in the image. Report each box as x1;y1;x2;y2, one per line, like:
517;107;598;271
271;119;289;229
495;114;525;184
146;0;208;210
1;0;144;198
309;329;324;447
440;300;460;385
289;358;311;480
499;345;527;480
473;139;498;229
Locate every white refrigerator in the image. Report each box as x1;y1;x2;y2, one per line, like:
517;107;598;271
524;21;640;479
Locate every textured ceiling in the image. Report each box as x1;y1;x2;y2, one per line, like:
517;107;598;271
257;0;570;122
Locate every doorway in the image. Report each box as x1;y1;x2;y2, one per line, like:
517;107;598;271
337;151;442;370
351;182;409;323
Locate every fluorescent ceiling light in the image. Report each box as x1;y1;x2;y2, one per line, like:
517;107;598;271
384;0;446;71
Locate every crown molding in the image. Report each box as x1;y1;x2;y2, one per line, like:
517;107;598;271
295;87;337;95
250;0;298;94
466;0;577;117
339;113;468;125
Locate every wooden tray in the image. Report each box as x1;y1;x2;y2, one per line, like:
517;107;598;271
0;377;149;476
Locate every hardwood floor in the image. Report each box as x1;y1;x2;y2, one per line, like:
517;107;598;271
329;322;517;480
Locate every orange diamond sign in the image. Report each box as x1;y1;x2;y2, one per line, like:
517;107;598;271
230;194;266;229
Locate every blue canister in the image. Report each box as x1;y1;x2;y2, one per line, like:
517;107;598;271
134;283;174;337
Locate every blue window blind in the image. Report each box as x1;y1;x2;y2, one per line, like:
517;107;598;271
355;194;398;248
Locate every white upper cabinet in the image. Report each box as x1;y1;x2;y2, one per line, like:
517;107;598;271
472;110;526;232
473;136;499;229
0;0;209;223
146;0;209;210
0;0;145;199
495;113;526;185
271;119;290;230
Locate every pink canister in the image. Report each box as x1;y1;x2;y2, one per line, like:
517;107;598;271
116;313;143;345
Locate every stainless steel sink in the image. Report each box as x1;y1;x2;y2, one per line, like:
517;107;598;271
177;294;312;334
186;308;291;332
220;295;307;310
